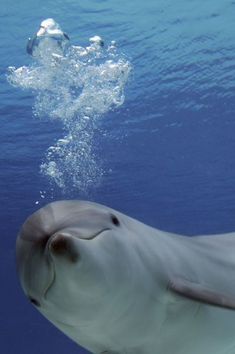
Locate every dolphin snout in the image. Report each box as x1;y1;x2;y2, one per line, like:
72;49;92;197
49;233;79;263
16;233;54;307
16;201;121;308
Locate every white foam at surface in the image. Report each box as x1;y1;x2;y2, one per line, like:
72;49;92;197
7;40;131;192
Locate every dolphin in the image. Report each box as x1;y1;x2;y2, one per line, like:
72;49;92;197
16;200;235;354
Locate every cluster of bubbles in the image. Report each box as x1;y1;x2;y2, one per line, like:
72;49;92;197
7;19;131;193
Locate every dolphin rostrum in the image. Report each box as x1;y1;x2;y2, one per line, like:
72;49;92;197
16;200;235;354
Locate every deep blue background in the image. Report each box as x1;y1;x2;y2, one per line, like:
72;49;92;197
1;0;235;353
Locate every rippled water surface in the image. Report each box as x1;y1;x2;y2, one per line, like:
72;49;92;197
1;0;235;353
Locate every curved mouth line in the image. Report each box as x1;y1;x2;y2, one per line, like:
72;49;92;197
43;228;110;299
43;258;56;300
44;273;55;300
79;228;111;240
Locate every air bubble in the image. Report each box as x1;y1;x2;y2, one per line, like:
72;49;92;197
7;36;131;192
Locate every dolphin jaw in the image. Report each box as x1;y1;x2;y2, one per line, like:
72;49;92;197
76;228;111;240
41;228;112;300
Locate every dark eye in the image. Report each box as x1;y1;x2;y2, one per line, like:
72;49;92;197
111;214;120;226
29;297;40;307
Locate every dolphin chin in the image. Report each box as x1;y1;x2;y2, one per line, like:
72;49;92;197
16;200;235;354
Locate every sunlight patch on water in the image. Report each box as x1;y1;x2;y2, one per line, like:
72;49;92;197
7;36;131;192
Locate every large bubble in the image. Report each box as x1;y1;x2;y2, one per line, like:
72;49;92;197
7;35;131;193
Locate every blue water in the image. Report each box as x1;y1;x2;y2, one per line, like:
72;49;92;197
1;0;235;353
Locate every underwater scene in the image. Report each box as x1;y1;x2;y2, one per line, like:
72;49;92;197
1;0;235;353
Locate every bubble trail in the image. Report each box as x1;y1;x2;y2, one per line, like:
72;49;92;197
7;31;131;193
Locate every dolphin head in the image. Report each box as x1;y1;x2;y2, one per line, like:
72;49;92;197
16;201;137;328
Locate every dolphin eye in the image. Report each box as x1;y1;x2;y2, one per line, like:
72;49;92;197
111;214;120;226
29;297;40;307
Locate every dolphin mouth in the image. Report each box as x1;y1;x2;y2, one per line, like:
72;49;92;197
78;228;111;240
43;228;111;299
46;227;111;253
43;258;56;300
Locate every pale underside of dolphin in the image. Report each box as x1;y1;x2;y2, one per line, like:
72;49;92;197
16;200;235;354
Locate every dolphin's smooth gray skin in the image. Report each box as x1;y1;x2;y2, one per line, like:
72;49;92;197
16;200;235;354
